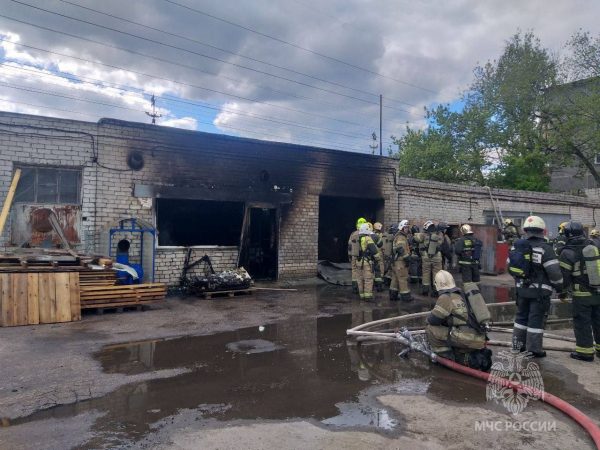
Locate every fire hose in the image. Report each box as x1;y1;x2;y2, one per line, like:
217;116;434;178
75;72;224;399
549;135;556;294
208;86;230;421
347;301;600;449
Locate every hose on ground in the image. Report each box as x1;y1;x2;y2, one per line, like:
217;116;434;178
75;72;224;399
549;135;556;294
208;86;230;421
435;355;600;450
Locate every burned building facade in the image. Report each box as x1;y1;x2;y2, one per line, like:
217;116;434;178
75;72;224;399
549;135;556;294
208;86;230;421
1;111;600;284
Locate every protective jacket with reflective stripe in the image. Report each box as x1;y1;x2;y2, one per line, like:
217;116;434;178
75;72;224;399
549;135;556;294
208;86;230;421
515;236;563;298
559;236;600;297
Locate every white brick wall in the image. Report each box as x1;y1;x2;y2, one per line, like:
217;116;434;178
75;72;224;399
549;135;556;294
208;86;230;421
3;111;600;285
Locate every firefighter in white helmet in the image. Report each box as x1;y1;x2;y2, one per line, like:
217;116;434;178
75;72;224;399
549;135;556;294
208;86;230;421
508;216;563;357
414;220;443;296
389;220;412;302
454;224;483;284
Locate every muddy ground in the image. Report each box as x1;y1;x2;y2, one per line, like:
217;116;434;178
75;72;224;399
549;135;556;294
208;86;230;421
0;274;598;450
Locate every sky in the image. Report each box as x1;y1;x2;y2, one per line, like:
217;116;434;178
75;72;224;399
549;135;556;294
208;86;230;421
0;0;598;154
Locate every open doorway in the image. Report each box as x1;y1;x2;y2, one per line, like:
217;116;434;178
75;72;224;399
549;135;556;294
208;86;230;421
239;208;278;280
318;196;384;263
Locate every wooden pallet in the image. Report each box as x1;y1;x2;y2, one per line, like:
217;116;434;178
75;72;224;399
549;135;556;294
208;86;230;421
80;283;167;309
78;270;117;287
199;288;255;299
0;272;81;326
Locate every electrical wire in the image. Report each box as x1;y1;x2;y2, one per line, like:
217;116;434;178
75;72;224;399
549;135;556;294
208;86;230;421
0;64;374;141
5;2;410;114
162;0;437;94
57;0;417;108
0;36;383;132
0;80;381;149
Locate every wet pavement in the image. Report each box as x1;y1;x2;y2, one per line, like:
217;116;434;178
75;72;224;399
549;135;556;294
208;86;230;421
2;280;597;449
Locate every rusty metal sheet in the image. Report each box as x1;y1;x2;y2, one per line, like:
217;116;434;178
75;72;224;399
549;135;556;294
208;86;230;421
470;224;499;275
11;204;81;247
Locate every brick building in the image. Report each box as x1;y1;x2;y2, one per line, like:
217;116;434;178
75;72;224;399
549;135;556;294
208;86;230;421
1;111;600;284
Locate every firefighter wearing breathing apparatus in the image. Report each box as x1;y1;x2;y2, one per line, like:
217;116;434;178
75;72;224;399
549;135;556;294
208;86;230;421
408;225;422;283
389;220;412;302
356;223;381;301
554;222;569;256
502;218;520;245
454;224;482;283
415;220;443;296
558;221;600;362
426;270;493;371
508;216;563;357
348;217;367;294
372;222;386;292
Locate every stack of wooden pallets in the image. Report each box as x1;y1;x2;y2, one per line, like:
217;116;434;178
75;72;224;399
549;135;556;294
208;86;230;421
79;281;167;310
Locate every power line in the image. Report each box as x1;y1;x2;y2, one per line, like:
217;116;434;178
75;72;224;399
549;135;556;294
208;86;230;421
57;0;416;108
0;35;379;131
6;1;410;114
0;81;374;152
163;0;437;94
0;62;374;141
0;48;373;130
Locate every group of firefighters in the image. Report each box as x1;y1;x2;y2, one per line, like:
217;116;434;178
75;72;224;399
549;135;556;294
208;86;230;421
348;215;600;368
347;217;482;301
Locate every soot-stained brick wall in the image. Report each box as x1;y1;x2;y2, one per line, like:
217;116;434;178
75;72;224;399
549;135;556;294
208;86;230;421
2;111;600;285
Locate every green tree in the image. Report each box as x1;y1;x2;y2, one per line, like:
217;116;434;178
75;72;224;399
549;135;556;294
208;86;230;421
392;31;556;191
543;31;600;185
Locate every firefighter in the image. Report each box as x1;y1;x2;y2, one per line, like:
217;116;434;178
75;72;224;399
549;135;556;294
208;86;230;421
591;229;600;248
408;225;422;284
372;222;386;292
454;224;482;283
382;224;397;286
389;220;412;302
356;222;381;301
502;218;520;245
559;221;600;362
510;216;563;357
414;220;443;296
437;222;454;270
348;217;367;294
426;270;492;371
554;222;569;256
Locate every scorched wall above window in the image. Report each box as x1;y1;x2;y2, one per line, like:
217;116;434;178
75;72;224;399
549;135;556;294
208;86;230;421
156;199;244;247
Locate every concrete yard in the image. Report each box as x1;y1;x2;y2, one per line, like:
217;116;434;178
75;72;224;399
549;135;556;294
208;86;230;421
1;276;598;450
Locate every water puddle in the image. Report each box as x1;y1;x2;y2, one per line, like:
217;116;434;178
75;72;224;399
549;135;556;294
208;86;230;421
7;285;590;448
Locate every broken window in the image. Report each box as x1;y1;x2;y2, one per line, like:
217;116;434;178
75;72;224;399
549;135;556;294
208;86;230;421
13;166;82;204
156;198;244;246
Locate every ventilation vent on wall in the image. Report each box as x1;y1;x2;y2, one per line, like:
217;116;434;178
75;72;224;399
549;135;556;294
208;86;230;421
127;150;145;171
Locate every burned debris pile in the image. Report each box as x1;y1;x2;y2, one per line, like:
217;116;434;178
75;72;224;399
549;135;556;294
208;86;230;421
180;251;253;297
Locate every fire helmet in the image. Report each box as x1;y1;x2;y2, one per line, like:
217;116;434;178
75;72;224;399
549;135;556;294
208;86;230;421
523;216;546;232
434;270;456;291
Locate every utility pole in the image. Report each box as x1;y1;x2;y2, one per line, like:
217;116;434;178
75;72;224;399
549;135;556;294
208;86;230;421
369;132;378;155
379;94;383;156
145;94;162;124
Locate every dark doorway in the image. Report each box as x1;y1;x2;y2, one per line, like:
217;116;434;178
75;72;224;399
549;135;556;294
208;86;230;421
239;208;278;280
318;196;384;263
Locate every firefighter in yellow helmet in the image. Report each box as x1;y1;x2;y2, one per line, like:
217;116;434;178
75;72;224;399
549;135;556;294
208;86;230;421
590;229;600;248
348;218;367;294
414;220;443;296
389;220;412;302
356;223;381;301
371;222;385;291
554;222;569;256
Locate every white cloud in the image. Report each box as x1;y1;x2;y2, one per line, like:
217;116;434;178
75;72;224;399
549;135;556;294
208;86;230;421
160;116;197;130
0;0;598;149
